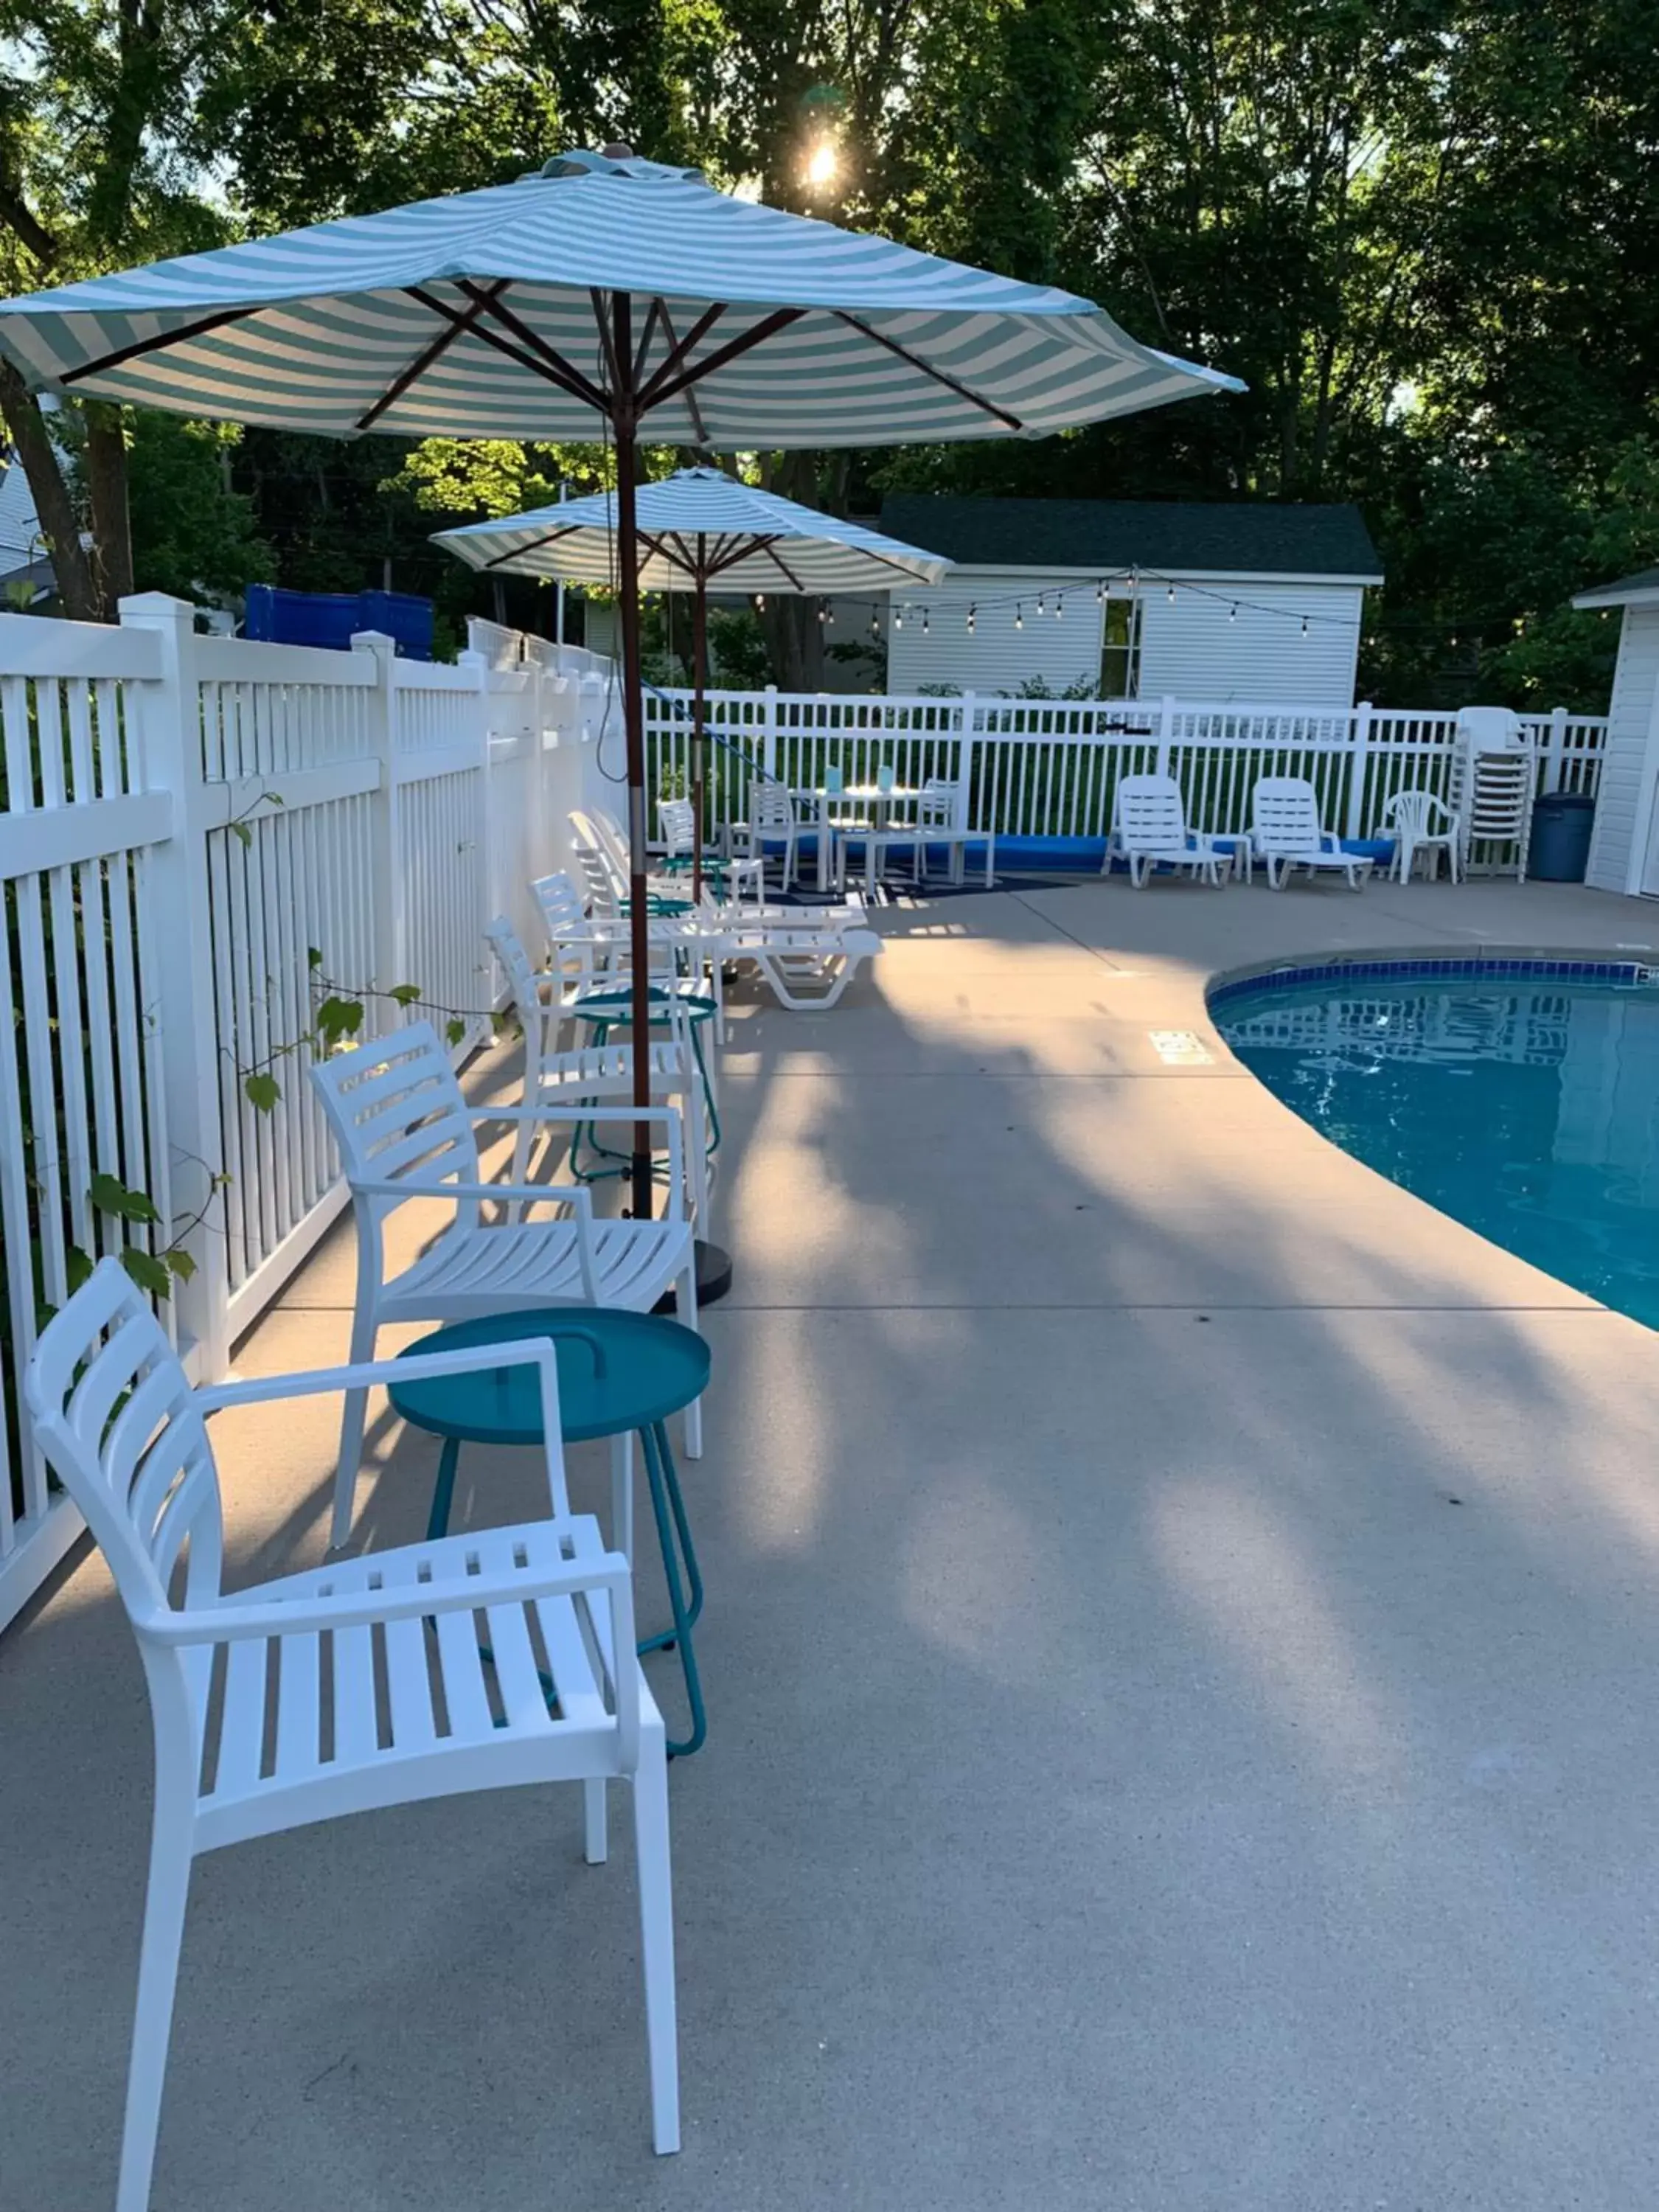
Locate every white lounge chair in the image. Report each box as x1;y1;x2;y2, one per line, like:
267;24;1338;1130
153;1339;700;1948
1250;776;1372;889
23;1262;679;2211
310;1020;700;1546
1382;787;1462;882
1106;772;1234;887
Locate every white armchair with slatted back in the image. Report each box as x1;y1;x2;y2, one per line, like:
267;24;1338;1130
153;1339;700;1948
310;1020;700;1547
22;1260;679;2211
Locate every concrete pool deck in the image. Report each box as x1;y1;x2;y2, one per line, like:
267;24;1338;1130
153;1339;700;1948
7;872;1659;2208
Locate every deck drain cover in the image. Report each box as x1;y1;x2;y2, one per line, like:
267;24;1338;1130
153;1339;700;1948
1150;1029;1213;1065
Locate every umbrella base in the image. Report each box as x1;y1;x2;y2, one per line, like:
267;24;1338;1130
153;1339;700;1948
654;1237;733;1313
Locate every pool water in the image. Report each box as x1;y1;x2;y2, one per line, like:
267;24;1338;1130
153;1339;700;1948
1213;963;1659;1329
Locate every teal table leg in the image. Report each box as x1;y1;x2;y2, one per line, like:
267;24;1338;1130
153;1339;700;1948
636;1419;706;1758
425;1434;462;1542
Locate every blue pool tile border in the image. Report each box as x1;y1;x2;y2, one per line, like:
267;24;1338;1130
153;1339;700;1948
1208;953;1652;1010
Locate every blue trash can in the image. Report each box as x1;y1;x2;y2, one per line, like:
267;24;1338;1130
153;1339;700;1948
1528;790;1596;882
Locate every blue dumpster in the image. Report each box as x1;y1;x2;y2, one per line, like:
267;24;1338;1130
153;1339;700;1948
1528;790;1596;882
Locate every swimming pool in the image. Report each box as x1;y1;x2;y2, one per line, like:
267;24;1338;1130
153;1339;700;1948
1211;955;1659;1329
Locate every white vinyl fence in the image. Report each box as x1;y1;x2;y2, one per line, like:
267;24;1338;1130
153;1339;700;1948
644;686;1607;847
0;602;1610;1633
0;598;617;1632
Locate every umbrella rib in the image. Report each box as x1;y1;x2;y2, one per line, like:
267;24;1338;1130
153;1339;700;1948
361;279;508;430
482;524;582;571
634;302;726;411
637;529;698;580
645;299;709;442
407;286;597;406
832;311;1025;431
756;538;809;592
58;303;262;385
641;308;807;415
465;283;611;409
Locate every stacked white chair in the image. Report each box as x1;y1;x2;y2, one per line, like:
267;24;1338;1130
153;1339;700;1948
23;1261;680;2209
310;1020;701;1548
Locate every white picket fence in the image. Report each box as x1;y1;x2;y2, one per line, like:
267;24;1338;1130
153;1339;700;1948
0;601;1610;1633
0;598;619;1632
643;686;1607;846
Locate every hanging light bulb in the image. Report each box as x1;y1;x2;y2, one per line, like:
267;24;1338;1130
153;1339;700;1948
1166;583;1176;605
1228;602;1237;623
894;605;904;629
817;603;828;625
1037;592;1046;616
1054;595;1063;622
1015;603;1024;629
967;604;977;633
922;609;931;635
870;609;881;639
1096;580;1106;604
755;593;765;611
1301;616;1310;636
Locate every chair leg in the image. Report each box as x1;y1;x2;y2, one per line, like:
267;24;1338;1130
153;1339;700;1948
117;1806;193;2212
331;1304;379;1549
674;1257;702;1460
610;1430;635;1559
632;1717;681;2154
583;1778;608;1866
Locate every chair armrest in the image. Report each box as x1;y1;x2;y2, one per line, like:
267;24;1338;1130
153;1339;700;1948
195;1335;566;1416
136;1547;632;1646
347;1174;595;1213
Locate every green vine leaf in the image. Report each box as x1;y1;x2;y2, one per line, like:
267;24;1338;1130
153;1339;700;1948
164;1248;198;1283
388;982;423;1007
315;996;366;1046
65;1245;94;1295
229;819;252;848
90;1172;161;1224
445;1018;466;1048
307;947;324;970
244;1071;281;1113
119;1247;172;1298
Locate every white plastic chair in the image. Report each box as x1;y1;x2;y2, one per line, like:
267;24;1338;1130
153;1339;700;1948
1250;776;1372;889
310;1021;700;1548
1107;772;1233;887
1383;787;1462;883
741;778;807;888
23;1261;680;2209
485;914;711;1222
912;779;995;888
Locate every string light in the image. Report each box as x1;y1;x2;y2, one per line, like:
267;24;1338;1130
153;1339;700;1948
894;606;903;629
1301;616;1310;636
1096;581;1106;603
1015;603;1023;628
817;603;828;625
967;604;976;633
1054;595;1063;622
1166;583;1176;605
922;609;930;635
1037;592;1046;616
754;593;765;611
1228;602;1237;622
830;568;1354;639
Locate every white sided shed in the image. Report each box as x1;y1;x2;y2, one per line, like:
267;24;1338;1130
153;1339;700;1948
1572;568;1659;895
877;495;1382;705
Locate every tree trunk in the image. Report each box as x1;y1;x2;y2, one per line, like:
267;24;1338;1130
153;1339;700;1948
83;400;133;615
0;368;101;621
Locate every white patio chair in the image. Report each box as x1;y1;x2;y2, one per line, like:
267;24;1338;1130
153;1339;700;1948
529;869;614;1018
913;778;996;888
23;1261;679;2210
1107;772;1233;887
1250;776;1372;890
486;914;711;1222
310;1020;700;1548
1382;787;1462;883
738;777;807;889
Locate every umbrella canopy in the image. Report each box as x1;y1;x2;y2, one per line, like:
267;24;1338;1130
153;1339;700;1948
0;146;1242;1217
0;150;1242;445
434;466;955;897
432;467;953;595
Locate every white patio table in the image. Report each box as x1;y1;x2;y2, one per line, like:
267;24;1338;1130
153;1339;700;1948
790;783;923;892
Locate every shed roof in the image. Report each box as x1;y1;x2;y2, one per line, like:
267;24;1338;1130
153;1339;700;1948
877;494;1382;581
1572;566;1659;611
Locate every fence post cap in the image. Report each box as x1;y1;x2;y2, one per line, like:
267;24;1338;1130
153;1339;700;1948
118;590;194;625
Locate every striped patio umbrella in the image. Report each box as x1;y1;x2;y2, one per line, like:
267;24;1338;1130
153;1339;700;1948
0;144;1242;1215
434;467;953;894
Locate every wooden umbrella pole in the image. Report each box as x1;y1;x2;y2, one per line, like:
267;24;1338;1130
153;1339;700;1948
692;560;709;905
611;316;656;1222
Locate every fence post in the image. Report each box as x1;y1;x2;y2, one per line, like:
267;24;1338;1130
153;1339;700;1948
1155;695;1175;777
956;691;977;830
120;591;230;1377
762;683;779;782
353;630;403;1015
1547;703;1568;793
1346;700;1373;841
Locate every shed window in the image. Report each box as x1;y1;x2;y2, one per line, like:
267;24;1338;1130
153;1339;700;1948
1099;597;1141;699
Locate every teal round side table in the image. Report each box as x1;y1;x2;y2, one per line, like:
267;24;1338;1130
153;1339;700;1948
389;1307;710;1756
